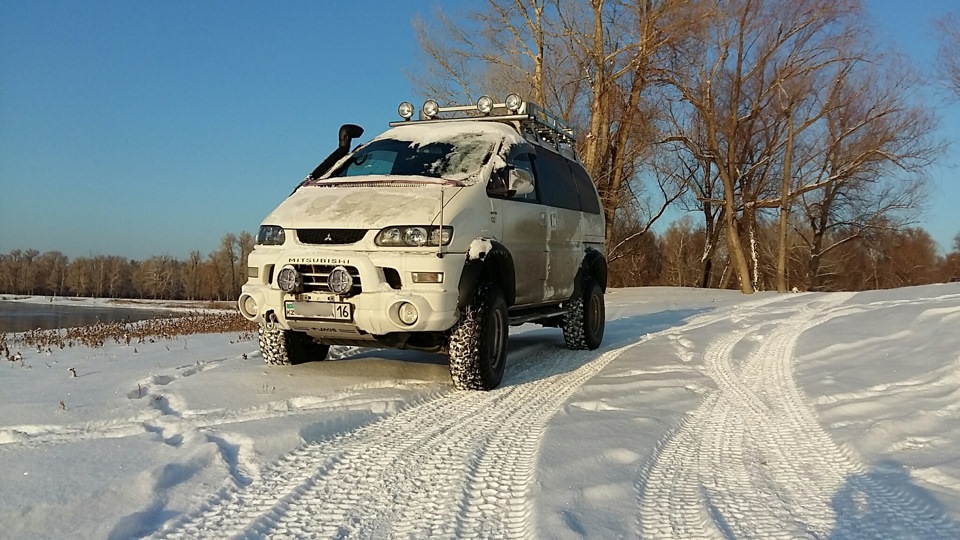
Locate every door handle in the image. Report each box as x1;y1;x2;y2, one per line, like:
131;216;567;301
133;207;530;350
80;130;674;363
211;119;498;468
550;214;558;228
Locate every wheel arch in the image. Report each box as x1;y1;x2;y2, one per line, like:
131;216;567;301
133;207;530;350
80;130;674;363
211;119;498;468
457;240;517;310
569;248;607;302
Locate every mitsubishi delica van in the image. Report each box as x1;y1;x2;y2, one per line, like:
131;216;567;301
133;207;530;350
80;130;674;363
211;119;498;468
238;94;607;390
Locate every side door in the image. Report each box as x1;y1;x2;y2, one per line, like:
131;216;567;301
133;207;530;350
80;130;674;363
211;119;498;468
534;150;583;302
495;151;548;306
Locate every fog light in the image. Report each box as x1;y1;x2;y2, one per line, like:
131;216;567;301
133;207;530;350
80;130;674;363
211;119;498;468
239;294;258;319
412;272;443;283
277;265;302;292
398;302;419;325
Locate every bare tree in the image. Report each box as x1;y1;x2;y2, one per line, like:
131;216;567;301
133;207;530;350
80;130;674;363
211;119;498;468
936;12;960;98
661;0;866;293
794;58;940;290
413;0;696;260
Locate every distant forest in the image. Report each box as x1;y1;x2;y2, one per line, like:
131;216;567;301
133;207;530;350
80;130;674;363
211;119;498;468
1;225;958;301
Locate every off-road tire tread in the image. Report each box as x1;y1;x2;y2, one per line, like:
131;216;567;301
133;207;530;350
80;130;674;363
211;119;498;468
447;283;507;391
562;278;604;351
258;324;330;366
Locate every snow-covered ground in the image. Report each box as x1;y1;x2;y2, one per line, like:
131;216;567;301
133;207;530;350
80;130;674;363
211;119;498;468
2;285;960;539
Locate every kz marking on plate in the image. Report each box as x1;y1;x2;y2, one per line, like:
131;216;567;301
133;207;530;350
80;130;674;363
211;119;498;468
285;301;352;320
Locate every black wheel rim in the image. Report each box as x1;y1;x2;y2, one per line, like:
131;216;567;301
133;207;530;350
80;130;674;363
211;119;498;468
490;307;506;370
588;290;603;336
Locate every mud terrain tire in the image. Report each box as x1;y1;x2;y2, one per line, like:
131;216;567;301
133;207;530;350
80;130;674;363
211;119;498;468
562;278;605;350
259;324;330;366
447;283;509;391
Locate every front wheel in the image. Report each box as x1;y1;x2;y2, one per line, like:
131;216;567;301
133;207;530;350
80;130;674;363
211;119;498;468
258;324;330;366
447;283;509;391
562;278;605;350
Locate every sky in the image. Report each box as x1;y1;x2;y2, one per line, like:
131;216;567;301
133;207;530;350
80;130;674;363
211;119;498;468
2;285;960;537
1;0;959;260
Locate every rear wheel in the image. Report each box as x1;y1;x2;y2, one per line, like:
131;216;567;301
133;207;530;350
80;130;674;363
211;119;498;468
447;283;509;390
258;324;331;366
562;278;605;350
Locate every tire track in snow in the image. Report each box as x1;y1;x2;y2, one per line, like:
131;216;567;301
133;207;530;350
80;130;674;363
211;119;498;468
156;295;790;539
638;293;960;539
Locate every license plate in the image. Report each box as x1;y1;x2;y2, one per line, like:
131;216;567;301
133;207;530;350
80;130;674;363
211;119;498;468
285;301;352;321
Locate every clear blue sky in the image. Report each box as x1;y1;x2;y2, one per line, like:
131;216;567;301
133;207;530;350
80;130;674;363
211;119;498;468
1;1;958;260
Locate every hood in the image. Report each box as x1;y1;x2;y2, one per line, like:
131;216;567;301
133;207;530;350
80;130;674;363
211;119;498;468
263;181;460;230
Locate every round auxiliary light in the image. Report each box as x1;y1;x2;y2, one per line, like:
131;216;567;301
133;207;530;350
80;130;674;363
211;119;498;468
398;101;415;120
398;302;419;325
327;266;354;295
477;95;494;115
277;265;302;293
505;93;522;112
422;99;440;119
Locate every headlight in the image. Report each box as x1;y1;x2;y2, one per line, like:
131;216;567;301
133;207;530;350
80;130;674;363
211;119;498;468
375;226;453;247
257;225;286;246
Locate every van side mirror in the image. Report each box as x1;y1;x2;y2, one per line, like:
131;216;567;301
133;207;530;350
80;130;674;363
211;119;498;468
487;168;515;197
509;168;534;196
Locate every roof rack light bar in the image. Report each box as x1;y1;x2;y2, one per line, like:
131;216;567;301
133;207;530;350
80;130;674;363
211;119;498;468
390;94;578;157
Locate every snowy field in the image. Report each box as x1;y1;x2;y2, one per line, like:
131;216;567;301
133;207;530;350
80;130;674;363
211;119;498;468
2;285;960;539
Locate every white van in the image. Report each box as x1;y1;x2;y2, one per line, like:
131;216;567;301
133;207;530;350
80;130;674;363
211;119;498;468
238;95;606;390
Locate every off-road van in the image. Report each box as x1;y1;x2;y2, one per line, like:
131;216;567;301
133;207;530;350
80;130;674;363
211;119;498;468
238;94;606;390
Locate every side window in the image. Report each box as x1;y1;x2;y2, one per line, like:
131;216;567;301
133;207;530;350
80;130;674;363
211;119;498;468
570;162;603;214
509;153;538;202
535;150;581;211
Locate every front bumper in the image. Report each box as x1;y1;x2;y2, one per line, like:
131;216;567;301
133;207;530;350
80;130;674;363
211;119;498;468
238;247;464;338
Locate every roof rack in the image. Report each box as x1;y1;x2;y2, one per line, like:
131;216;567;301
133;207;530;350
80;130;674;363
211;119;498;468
389;94;579;161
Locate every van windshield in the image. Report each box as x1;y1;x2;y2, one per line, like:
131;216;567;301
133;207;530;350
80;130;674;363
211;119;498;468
328;136;494;181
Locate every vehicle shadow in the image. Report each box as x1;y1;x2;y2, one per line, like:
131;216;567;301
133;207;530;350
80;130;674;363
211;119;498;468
309;305;715;389
829;459;960;539
500;306;714;388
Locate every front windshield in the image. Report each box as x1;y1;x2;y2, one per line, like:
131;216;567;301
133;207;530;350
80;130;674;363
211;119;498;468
329;134;495;181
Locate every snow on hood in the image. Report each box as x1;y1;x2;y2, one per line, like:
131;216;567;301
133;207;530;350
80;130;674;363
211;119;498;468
262;182;452;230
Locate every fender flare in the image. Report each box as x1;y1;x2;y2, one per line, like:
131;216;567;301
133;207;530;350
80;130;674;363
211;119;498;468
457;240;516;310
568;248;607;302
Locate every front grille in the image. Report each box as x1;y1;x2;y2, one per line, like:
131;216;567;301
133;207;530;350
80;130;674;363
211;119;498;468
297;229;367;245
293;264;362;295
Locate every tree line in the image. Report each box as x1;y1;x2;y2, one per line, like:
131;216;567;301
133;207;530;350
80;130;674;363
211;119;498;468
0;233;254;301
413;0;959;293
2;224;957;300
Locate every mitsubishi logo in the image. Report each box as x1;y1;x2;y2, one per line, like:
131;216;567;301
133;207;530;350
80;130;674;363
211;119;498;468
324;233;333;242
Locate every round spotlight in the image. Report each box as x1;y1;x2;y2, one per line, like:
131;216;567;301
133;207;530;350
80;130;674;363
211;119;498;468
477;95;494;115
277;265;302;293
398;302;419;325
327;266;354;295
398;101;415;120
505;93;522;112
422;100;440;118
